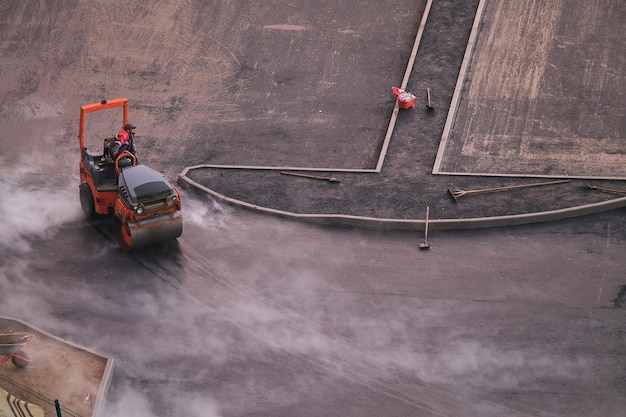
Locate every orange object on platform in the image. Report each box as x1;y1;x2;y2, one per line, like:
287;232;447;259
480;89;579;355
392;86;415;109
397;95;415;109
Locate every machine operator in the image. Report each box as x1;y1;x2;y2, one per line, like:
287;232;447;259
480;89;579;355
110;123;140;164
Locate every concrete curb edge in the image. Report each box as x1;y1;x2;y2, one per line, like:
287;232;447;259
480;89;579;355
177;167;626;232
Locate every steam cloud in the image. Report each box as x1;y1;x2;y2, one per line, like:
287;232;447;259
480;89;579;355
0;174;601;417
0;172;81;253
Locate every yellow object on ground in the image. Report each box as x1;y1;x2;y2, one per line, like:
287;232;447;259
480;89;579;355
0;386;44;417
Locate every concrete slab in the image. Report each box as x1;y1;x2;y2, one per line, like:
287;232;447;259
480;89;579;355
435;0;626;179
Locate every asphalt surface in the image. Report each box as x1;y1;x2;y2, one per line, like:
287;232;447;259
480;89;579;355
182;0;626;221
0;1;625;417
2;193;625;417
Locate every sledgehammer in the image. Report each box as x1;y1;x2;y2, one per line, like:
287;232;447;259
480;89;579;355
280;171;341;183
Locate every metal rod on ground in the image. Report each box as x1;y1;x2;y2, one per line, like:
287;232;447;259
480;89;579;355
55;399;63;417
448;179;570;202
280;171;341;183
426;87;434;110
419;206;431;249
583;182;626;195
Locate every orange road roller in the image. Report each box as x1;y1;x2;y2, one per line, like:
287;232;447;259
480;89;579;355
78;98;183;250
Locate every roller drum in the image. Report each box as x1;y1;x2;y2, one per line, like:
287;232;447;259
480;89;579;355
115;212;183;251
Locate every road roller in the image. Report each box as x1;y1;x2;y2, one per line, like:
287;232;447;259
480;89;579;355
77;98;183;250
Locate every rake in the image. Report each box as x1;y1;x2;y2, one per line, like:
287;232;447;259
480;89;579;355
583;182;626;195
448;179;570;202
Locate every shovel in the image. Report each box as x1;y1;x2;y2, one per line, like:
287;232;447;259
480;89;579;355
419;206;431;249
426;87;434;110
280;171;341;183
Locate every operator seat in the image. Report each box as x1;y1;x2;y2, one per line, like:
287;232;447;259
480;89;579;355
103;137;115;164
99;137;118;181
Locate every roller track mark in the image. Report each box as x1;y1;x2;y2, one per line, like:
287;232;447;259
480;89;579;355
218;0;261;54
2;0;86;96
0;2;16;27
136;0;240;97
44;5;85;76
0;2;40;100
3;0;247;120
104;0;258;132
188;0;260;97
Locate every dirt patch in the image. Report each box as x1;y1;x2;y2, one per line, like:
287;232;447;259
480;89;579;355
0;318;112;417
